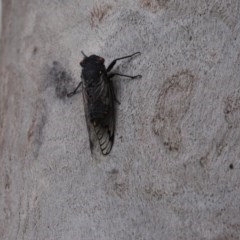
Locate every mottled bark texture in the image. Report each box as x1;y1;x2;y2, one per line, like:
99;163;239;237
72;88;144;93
1;0;240;239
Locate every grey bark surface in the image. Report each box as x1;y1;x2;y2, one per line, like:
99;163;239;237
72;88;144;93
1;0;240;239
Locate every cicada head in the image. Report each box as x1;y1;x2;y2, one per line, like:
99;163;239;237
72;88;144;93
80;52;105;68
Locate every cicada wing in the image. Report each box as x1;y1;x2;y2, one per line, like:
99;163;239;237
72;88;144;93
84;112;94;154
82;73;115;155
82;90;95;155
93;80;115;155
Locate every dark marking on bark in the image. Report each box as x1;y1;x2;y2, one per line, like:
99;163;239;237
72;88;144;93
199;151;210;169
112;182;128;198
210;2;239;32
5;174;11;190
144;184;164;201
107;169;119;174
27;99;47;158
140;0;169;13
152;70;196;151
105;170;129;199
224;89;240;129
89;4;112;28
33;46;38;55
47;61;73;99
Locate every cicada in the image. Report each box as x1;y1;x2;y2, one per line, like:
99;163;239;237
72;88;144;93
67;51;141;155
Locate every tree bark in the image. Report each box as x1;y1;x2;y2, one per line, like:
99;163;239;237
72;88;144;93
1;0;240;239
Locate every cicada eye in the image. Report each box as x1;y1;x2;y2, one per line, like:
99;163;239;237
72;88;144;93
80;59;85;67
99;57;105;63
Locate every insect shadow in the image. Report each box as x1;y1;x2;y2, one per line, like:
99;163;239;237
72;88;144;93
67;51;141;155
